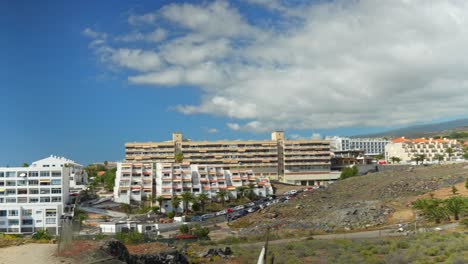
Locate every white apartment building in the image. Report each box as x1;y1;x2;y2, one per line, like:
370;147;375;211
31;155;88;190
0;158;73;235
326;136;389;156
113;163;154;204
385;137;463;164
114;162;273;212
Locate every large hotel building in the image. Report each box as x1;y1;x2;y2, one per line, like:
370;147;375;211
0;156;87;235
125;131;337;185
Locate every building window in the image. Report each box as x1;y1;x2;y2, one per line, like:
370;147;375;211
40;171;50;177
28;171;38;177
6;189;16;195
29;189;39;194
5;172;16;178
18;197;27;203
46;218;56;224
5;198;16;203
8;219;19;225
51;197;61;202
51;171;61;177
40;197;51;203
51;179;61;185
22;219;33;225
8;210;18;216
51;188;61;194
0;210;6;217
45;210;56;217
28;180;39;185
29;198;39;203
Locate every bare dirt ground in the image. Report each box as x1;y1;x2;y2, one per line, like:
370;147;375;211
0;243;76;264
239;163;468;233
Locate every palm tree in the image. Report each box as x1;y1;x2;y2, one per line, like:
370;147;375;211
216;189;228;207
236;186;247;198
122;203;132;216
147;194;153;207
434;154;444;164
181;191;194;214
171;196;181;215
175;152;184;163
246;183;256;200
156;196;164;214
414;154;426;165
412;198;448;223
197;193;209;213
444;196;466;221
446;147;454;161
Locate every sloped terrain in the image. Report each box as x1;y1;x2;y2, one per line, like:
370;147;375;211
239;164;468;234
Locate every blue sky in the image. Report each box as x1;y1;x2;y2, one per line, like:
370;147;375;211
1;0;467;166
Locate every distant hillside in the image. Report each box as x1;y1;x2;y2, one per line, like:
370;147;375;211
354;118;468;138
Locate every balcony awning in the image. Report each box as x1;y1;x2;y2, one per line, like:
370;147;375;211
0;188;5;192
46;209;56;213
39;179;50;182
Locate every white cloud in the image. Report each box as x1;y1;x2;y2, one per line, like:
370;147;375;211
128;13;157;25
116;28;166;43
85;0;468;133
110;49;162;72
207;128;218;133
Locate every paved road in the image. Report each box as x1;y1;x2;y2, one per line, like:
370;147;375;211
78;206;128;218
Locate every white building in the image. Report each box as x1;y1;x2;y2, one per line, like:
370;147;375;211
113;163;154;204
385;137;463;164
326;136;389;156
31;155;88;190
0;158;73;235
113;162;273;212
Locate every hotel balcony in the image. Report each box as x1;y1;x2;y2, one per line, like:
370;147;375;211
161;193;173;199
202;185;211;191
182;176;192;182
172;177;182;182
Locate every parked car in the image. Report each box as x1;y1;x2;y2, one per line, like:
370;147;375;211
191;215;203;222
246;202;255;207
247;207;258;213
215;209;227;216
201;213;215;220
233;205;245;211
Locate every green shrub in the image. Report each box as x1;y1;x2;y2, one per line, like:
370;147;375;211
32;230;52;240
191;225;210;240
179;224;190;234
167;212;175;219
115;231;144;244
396;240;410;249
424;247;440;256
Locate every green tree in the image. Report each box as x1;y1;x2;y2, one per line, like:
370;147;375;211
414;154;426;165
246;183;257;201
197;193;209;213
451;185;458;195
390;156;401;164
236;186;247;198
446;147;454;161
465;178;468;190
216;189;228;207
444;196;466;221
181;191;194;214
156;196;164;214
340;166;359;179
412;198;448;224
374;153;385;160
151;206;160;214
175;152;184;163
463;152;468;159
192;224;210;240
21;163;29;167
171;196;181;215
191;202;201;213
179;224;190;234
122;203;132;216
434;154;444;164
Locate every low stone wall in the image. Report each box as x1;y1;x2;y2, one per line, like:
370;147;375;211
357;164;420;175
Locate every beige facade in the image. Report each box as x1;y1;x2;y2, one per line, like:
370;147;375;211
385;137;463;164
125;131;332;182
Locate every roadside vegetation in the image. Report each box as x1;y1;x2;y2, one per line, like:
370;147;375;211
221;232;468;264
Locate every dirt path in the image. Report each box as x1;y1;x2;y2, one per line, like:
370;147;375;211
0;243;76;264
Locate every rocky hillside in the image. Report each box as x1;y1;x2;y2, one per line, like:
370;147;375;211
239;163;468;234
